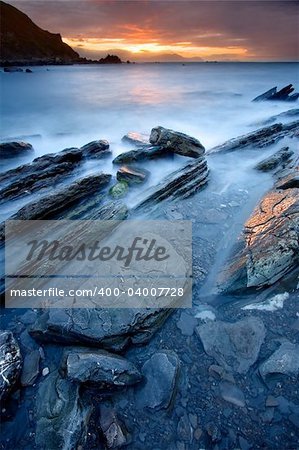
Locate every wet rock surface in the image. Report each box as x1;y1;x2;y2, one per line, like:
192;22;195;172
113;145;169;164
259;342;299;379
0;141;34;158
121;131;150;147
63;348;142;388
149;126;205;158
0;331;22;401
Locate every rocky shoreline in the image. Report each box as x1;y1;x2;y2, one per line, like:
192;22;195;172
0;115;298;449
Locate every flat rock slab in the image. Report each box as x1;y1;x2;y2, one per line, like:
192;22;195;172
219;381;245;407
20;349;40;386
30;308;171;352
113;145;169;164
63;348;142;388
0;331;22;401
150;126;205;158
99;405;131;449
196;317;265;374
135;351;180;410
35;371;92;450
0;141;34;158
116;165;150;185
259;342;299;379
80;139;111;158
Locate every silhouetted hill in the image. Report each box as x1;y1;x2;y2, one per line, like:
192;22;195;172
0;1;79;64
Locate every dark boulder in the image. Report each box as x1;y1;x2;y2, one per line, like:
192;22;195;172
116;165;150;185
63;348;142;388
25;68;32;73
150;126;205;158
99;405;131;449
0;141;33;158
255;146;294;172
253;84;299;102
113;145;169;164
0;331;22;401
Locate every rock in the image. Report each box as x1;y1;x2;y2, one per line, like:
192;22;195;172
219;176;299;292
150;126;205;158
2;173;111;221
136;351;180;410
176;311;197;336
276;172;299;190
30;308;171;351
113;145;168;164
63;348;142;388
25;68;32;73
0;141;33;158
253;108;299;126
135;156;209;211
35;371;92;450
99;405;131;449
0;148;83;203
42;367;49;376
219;382;245;407
109;181;129;199
116;165;150;185
255;147;294;172
259;342;299;379
196;317;265;373
122;132;150;147
177;414;192;443
80;140;111;158
208;121;299;154
253;84;299;102
3;67;23;72
0;331;22;401
20;349;40;386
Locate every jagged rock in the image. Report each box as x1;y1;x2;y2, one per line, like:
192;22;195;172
135;351;180;410
80;140;111;158
99;405;131;449
135;157;208;211
30;308;171;351
35;371;92;450
219;175;299;292
150;126;205;158
25;68;32;73
253;84;299;102
252;108;299;126
121;132;150;147
0;141;33;158
20;349;40;386
113;145;169;164
276;172;299;190
208;121;299;154
255;147;294;172
0;331;22;401
116;165;150;185
63;348;142;388
196;317;265;373
259;342;299;379
109;181;129;199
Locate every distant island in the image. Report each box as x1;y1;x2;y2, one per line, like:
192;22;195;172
0;1;125;66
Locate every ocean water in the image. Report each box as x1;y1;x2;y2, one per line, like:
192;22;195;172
1;62;298;158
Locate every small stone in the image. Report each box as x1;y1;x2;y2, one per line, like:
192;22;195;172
42;367;49;376
116;165;149;185
21;350;40;386
194;428;202;440
177;414;192;443
219;382;245;407
109;181;129;199
259;342;299;379
188;413;197;429
266;395;279;407
177;312;197;336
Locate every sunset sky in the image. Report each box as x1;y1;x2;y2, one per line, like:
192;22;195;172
8;0;299;61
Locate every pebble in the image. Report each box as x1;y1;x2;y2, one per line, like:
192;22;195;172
42;367;49;376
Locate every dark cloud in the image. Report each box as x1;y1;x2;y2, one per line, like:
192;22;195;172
7;0;299;60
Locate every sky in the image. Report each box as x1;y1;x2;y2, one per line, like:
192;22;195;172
8;0;299;61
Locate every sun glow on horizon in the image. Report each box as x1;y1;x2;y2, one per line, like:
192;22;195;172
63;36;249;60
